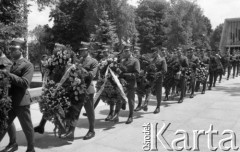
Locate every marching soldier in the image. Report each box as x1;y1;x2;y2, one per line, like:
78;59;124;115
236;49;240;77
187;47;199;98
162;47;177;101
208;49;218;90
64;42;98;140
114;45;140;124
142;47;167;113
0;39;35;152
231;49;237;78
134;46;147;112
175;47;189;103
215;49;224;84
226;48;232;80
195;49;210;94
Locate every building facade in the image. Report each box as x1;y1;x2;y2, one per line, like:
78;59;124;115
219;18;240;53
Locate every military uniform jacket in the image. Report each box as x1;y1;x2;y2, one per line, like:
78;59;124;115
230;55;237;66
120;56;140;89
200;56;210;65
9;58;34;107
188;55;199;72
79;56;98;94
175;55;189;72
152;55;167;75
209;55;218;71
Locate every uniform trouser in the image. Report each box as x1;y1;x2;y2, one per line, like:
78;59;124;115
232;64;236;77
209;70;218;88
126;88;135;117
0;105;35;150
190;76;196;95
179;75;186;100
155;77;163;107
227;66;232;79
195;75;208;92
72;94;95;131
236;63;240;76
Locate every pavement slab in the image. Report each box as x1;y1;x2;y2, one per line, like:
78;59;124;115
1;74;240;152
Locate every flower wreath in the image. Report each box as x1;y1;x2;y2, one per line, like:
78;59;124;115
95;57;127;105
0;71;12;134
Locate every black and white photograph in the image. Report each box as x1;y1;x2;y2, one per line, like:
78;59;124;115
0;0;240;151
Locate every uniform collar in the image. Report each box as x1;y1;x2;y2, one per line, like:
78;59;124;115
126;55;133;61
13;55;23;64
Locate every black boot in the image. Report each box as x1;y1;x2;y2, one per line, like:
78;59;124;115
142;100;148;111
63;126;75;141
125;117;133;124
153;107;160;114
34;117;47;134
105;105;114;121
110;114;119;123
134;106;142;111
163;95;169;101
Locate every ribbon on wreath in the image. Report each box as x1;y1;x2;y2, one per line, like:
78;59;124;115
94;66;128;103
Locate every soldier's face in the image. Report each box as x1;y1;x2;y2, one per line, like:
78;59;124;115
134;50;140;56
123;49;131;58
177;50;182;57
162;50;166;57
103;51;108;57
188;50;193;56
10;48;22;60
81;50;88;57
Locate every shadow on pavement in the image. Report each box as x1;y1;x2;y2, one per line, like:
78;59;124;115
19;132;72;149
213;83;240;96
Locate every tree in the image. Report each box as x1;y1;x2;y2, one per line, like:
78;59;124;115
90;10;118;47
0;0;26;40
29;25;54;65
89;0;138;49
210;24;223;50
165;0;212;50
49;0;92;50
135;0;170;53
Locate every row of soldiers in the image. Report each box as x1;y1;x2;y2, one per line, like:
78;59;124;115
1;39;240;152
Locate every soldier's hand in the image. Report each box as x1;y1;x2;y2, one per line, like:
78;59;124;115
0;69;9;76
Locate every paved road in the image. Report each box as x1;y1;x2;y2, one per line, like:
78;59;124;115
1;75;240;152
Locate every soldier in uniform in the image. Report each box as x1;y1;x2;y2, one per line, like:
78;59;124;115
187;47;199;98
162;47;176;101
141;47;167;113
0;39;35;152
175;47;189;103
64;42;98;140
226;48;232;80
83;45;115;119
111;45;140;124
236;49;240;77
208;49;218;90
231;49;237;78
195;49;210;94
134;46;146;112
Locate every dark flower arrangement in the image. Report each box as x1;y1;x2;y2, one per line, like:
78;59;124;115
0;71;12;134
144;59;164;96
163;60;181;89
136;55;152;97
96;57;127;105
45;45;73;83
39;80;71;136
185;67;193;87
196;62;208;83
39;45;89;137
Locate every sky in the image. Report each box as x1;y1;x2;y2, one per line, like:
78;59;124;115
28;0;240;31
